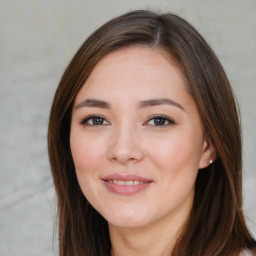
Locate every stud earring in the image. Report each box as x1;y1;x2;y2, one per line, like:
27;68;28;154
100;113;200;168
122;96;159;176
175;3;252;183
206;159;213;165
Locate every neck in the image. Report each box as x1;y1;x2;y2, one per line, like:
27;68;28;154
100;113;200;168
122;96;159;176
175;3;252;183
110;227;175;256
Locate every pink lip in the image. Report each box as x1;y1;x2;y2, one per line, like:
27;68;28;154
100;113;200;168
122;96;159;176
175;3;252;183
101;174;153;195
102;174;152;182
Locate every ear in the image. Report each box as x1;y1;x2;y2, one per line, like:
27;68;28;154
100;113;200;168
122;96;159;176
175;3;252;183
198;134;217;169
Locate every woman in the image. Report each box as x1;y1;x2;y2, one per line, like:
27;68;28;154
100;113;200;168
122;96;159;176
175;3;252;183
48;10;256;256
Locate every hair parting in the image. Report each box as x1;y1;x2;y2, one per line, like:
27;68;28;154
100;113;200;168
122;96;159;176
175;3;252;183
48;10;256;256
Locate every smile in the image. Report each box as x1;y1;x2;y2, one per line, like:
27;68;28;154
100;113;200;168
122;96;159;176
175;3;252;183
107;180;145;185
101;174;153;195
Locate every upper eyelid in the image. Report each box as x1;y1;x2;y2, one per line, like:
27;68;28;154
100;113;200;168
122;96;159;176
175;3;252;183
79;114;174;125
80;114;109;124
146;114;174;122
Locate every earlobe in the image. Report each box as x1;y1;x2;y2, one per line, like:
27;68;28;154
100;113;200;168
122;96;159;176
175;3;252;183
198;135;217;169
206;159;213;165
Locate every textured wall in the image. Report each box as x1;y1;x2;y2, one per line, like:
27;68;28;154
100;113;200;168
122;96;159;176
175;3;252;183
0;1;255;255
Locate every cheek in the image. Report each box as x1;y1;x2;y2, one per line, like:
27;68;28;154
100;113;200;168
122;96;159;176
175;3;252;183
149;135;200;209
70;132;103;174
147;131;203;178
70;133;105;203
149;136;192;166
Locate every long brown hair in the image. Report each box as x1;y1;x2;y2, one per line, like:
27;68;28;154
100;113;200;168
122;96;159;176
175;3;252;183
48;10;256;255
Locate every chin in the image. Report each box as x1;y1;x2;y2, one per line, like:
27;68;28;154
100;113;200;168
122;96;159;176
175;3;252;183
102;211;153;229
108;218;147;228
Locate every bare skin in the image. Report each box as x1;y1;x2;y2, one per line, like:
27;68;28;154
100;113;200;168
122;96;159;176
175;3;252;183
70;46;215;256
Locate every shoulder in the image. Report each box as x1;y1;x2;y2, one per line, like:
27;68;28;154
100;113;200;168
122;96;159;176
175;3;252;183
239;249;256;256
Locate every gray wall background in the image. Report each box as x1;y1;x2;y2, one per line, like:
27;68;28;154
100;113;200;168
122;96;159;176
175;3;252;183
0;0;255;255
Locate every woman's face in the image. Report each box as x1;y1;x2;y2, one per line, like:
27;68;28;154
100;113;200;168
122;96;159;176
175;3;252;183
70;46;212;228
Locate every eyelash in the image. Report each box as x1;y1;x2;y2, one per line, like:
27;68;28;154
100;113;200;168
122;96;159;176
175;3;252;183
80;115;110;126
80;114;175;127
145;114;175;127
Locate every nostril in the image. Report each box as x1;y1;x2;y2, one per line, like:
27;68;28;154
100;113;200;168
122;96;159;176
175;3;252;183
107;146;144;163
107;129;145;163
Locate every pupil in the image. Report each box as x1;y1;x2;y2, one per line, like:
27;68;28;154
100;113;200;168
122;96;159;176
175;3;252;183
93;118;103;125
154;118;165;125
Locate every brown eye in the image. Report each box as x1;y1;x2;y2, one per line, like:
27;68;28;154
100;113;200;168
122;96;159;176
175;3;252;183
81;115;110;126
153;118;166;125
146;115;174;126
92;117;104;125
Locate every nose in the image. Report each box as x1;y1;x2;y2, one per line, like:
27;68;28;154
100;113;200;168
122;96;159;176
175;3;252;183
107;123;145;164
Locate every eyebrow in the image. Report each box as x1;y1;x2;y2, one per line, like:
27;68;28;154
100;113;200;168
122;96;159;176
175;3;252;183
75;99;111;110
75;98;185;111
139;98;185;111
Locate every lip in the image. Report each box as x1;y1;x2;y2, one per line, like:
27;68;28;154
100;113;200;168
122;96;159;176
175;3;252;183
101;173;153;195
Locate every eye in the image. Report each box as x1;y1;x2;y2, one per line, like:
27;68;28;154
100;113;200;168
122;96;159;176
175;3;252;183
81;115;110;126
146;115;174;126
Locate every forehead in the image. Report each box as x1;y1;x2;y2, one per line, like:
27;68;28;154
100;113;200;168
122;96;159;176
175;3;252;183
91;46;180;79
75;46;188;101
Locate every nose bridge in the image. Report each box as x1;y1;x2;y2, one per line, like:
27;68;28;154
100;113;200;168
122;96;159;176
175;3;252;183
108;119;144;163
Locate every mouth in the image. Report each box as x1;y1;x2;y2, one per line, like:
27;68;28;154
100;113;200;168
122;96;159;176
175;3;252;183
101;174;153;195
107;180;146;185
